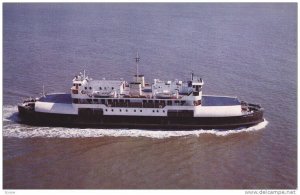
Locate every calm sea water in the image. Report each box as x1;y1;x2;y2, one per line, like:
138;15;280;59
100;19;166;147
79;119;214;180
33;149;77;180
3;3;297;189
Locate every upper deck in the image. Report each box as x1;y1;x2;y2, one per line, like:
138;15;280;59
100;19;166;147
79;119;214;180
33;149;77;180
202;95;240;106
70;69;205;101
39;93;72;104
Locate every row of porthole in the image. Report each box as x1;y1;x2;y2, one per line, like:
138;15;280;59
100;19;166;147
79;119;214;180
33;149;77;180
104;109;166;113
83;87;115;90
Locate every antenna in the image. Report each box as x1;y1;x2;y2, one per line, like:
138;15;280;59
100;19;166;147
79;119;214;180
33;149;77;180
42;84;45;97
134;52;140;82
83;69;86;79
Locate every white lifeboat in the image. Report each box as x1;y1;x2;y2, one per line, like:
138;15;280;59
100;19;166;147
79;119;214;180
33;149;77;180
155;90;179;99
92;90;115;98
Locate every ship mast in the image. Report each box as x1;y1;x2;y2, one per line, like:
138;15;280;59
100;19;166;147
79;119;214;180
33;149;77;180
42;84;45;97
134;52;140;82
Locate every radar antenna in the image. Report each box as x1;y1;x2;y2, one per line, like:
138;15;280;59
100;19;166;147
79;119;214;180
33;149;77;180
134;52;140;82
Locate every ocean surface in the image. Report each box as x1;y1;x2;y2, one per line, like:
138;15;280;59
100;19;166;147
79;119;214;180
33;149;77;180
3;3;297;189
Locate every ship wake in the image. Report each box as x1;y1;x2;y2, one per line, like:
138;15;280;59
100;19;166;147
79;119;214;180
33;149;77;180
3;105;268;139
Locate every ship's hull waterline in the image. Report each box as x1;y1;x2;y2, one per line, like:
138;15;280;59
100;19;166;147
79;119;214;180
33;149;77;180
18;105;264;130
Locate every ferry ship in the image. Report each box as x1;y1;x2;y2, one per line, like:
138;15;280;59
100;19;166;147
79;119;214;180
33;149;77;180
18;54;264;130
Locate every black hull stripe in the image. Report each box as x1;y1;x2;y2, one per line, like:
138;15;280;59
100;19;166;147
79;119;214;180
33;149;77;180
18;106;264;130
